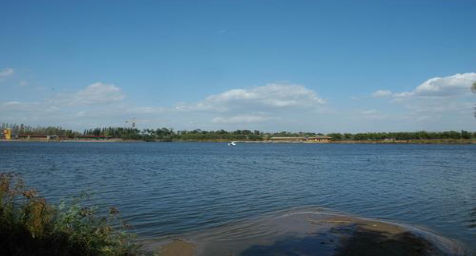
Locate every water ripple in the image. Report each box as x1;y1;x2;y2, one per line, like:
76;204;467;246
0;142;475;252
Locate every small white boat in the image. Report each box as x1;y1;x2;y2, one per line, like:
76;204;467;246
228;141;237;146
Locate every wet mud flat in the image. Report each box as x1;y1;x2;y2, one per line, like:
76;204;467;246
146;209;468;256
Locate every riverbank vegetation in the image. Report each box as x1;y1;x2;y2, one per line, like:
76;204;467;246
2;123;476;143
0;172;139;255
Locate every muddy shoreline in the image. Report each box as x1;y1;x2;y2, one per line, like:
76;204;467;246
147;209;467;256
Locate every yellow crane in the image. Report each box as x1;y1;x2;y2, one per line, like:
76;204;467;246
125;119;137;128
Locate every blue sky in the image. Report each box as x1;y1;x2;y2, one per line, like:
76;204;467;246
1;0;476;132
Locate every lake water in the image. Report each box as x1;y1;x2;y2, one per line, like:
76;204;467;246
0;142;475;252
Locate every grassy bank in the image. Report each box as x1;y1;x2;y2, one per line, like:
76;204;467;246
0;173;139;256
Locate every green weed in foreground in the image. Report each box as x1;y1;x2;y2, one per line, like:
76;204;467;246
0;172;140;256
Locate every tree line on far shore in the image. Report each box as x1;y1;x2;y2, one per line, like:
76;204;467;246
2;123;476;141
326;130;474;141
1;123;78;137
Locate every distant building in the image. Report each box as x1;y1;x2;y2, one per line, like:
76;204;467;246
2;129;12;140
306;136;332;143
270;137;307;142
270;136;332;143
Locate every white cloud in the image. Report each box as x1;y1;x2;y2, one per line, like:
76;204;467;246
177;83;325;112
3;83;126;112
405;100;473;114
172;83;328;130
3;101;22;106
50;82;126;106
356;109;388;120
125;106;166;115
371;90;393;98
73;82;125;104
0;81;186;130
76;111;86;117
212;115;272;124
0;68;14;82
363;73;476;130
394;73;476;98
1;101;39;111
2;75;475;132
0;83;128;128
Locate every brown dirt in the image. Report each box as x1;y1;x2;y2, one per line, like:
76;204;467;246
325;216;440;256
158;240;195;256
153;213;461;256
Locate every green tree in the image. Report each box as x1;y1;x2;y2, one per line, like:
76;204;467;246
327;133;343;140
461;130;471;140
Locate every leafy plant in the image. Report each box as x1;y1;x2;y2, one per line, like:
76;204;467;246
0;172;140;256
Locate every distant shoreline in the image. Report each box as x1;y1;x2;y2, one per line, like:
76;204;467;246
2;139;475;144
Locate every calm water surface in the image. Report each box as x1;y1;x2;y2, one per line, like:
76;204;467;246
0;142;475;252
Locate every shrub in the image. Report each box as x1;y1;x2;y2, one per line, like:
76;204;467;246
0;172;139;256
